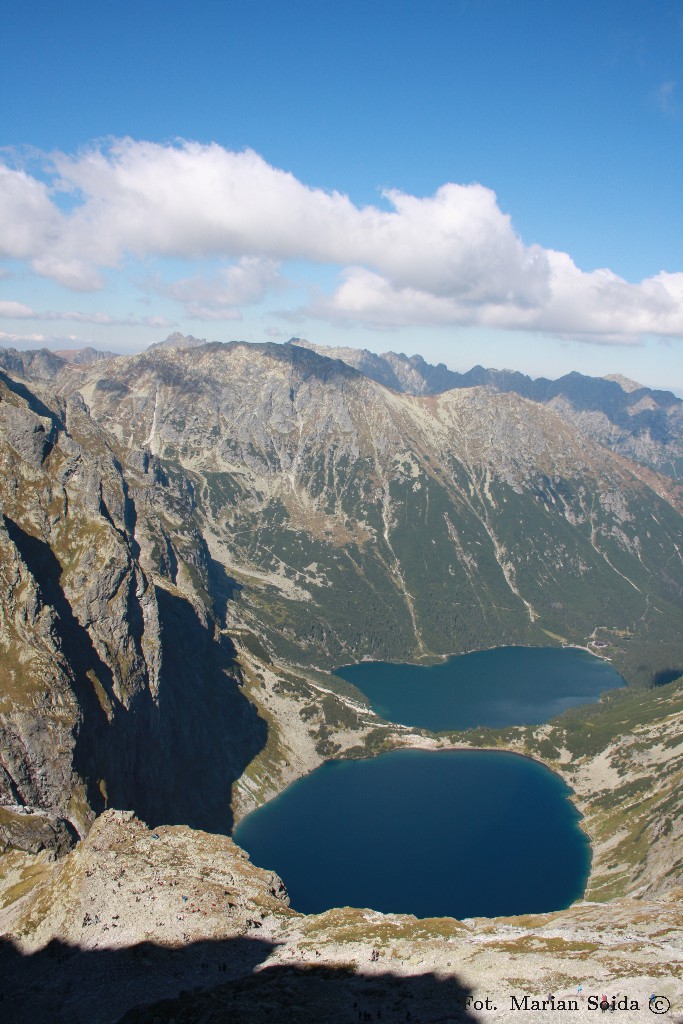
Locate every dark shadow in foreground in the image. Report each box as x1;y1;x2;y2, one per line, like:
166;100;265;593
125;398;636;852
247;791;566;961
0;934;479;1024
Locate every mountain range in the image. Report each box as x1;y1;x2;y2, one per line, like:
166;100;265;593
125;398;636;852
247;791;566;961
0;335;681;1019
292;338;683;480
4;334;682;481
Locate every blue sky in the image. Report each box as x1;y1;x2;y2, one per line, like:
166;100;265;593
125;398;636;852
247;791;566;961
1;0;682;391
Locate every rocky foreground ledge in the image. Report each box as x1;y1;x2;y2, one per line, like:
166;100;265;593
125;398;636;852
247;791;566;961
0;809;680;1024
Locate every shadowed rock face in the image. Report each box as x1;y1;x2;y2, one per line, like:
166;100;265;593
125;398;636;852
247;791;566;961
0;369;266;852
0;936;480;1024
139;586;266;833
0;348;69;383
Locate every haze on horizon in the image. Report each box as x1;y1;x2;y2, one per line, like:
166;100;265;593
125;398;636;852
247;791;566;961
1;0;682;393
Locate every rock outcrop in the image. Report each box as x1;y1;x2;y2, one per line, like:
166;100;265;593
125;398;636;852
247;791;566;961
0;367;265;853
0;809;680;1023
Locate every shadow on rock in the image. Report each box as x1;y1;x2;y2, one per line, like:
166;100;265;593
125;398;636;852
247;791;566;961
206;556;243;629
0;367;64;423
0;935;271;1024
141;586;267;834
0;934;479;1024
3;517;267;838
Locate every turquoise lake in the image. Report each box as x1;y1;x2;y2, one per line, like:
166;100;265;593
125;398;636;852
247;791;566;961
233;748;591;919
234;646;623;918
334;646;624;730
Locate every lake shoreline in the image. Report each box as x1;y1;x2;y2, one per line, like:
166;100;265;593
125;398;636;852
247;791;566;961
334;646;625;732
234;745;591;920
234;645;633;917
351;640;616;669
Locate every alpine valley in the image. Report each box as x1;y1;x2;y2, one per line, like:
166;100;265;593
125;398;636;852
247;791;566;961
0;336;681;1023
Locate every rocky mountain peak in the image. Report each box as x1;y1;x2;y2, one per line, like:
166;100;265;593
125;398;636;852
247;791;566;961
603;372;645;392
53;346;119;365
286;340;682;479
148;331;208;351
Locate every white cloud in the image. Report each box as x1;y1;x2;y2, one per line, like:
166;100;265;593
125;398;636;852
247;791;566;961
306;267;474;329
0;299;173;328
0;331;48;345
0;166;62;261
0;300;35;318
152;256;282;320
144;314;177;328
1;138;682;343
307;261;683;344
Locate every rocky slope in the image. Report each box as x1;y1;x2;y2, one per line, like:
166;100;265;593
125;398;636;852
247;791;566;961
5;335;682;480
0;339;681;1022
0;366;265;854
1;340;681;838
48;339;683;689
0;728;680;1024
294;338;683;480
2;338;681;838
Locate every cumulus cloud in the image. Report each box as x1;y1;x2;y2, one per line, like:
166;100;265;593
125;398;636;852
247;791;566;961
150;255;282;320
0;166;63;261
309;261;683;344
1;137;682;342
305;267;473;329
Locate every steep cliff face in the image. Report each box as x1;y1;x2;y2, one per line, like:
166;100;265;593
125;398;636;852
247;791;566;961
50;340;683;686
0;368;265;853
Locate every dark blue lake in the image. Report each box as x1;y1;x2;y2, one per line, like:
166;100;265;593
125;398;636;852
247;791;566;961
234;646;621;918
233;748;591;919
334;646;624;731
